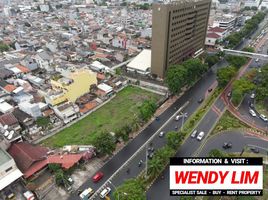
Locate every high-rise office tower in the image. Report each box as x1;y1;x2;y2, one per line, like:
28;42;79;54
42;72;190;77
151;0;211;78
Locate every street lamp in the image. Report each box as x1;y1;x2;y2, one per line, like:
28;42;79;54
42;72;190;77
181;112;188;131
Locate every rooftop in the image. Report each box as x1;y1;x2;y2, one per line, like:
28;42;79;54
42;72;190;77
0;147;12;166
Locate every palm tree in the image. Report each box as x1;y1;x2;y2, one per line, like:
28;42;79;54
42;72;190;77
148;158;163;179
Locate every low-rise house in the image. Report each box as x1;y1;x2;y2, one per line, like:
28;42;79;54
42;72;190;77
205;32;221;47
0;147;23;191
0;100;13;114
12;108;34;129
96;83;113;98
18;102;42;119
0;113;21;131
53;102;80;124
45;68;97;106
20;55;39;71
35;50;53;71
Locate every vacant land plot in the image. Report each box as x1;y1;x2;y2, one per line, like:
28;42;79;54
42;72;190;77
42;86;161;148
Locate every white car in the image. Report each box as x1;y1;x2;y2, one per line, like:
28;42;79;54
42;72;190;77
197;131;205;141
250;93;256;99
191;130;198;138
159;131;165;137
260;114;268;122
175;115;181;121
99;187;111;199
249;109;256;117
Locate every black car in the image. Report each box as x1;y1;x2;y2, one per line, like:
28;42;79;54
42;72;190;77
208;88;213;92
198;98;203;103
250;147;259;153
222;142;232;149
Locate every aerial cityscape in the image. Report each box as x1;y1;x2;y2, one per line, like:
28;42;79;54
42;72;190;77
0;0;268;199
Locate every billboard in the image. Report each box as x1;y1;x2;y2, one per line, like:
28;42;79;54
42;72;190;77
170;157;263;196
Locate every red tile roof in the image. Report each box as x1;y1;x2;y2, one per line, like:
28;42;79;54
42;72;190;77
0;113;18;126
47;154;83;169
207;32;221;39
8;142;83;178
7;142;48;173
4;84;16;92
16;64;30;73
208;27;225;33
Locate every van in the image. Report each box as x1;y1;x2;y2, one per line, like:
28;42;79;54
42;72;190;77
197;131;205;141
99;187;111;199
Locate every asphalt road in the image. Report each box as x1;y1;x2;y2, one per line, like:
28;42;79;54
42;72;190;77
69;65;225;200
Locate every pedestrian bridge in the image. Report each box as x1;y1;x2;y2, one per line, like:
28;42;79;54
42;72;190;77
220;47;268;60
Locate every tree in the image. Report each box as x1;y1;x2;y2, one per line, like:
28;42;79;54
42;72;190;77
232;78;255;106
148;157;163;178
154;146;175;165
55;169;68;186
113;178;146;200
138;100;157;122
92;132;116;155
217;66;236;88
256;64;268;100
0;42;9;52
242;46;255;53
208;149;226;157
205;55;220;67
48;164;61;173
165;65;188;94
226;55;248;69
165;131;184;149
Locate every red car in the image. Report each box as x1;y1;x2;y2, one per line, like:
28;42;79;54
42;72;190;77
92;172;104;183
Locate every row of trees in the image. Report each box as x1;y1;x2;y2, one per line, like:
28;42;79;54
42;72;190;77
165;58;208;94
232;78;255;106
225;11;266;48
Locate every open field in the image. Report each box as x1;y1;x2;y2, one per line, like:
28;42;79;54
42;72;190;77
42;86;161;148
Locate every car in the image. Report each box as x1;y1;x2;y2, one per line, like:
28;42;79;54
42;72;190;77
4;189;15;200
227;91;232;97
208;88;213;92
23;191;35;200
99;187;111;199
255;58;259;62
249;109;256;117
250;93;256;99
175;126;178;130
155;116;160;121
196;131;205;141
250;147;259;153
198;98;203;103
191;130;198;138
260;114;268;122
249;102;254;108
175;115;181;121
222;142;232;149
159;131;165;137
79;187;94;199
92;172;104;183
67;177;74;185
148;147;154;152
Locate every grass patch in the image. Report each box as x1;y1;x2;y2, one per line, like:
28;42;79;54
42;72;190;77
212;110;250;135
36;117;51;128
255;100;268;116
42;86;161;148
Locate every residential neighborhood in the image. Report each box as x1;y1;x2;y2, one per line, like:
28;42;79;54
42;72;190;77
0;0;268;200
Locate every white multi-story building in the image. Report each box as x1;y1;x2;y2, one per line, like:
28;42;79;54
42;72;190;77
0;147;23;191
213;14;236;30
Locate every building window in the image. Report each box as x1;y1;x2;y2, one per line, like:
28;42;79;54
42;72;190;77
5;167;13;173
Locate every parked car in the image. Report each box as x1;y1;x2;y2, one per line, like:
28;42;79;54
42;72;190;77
197;131;205;141
227;91;232;97
23;191;35;200
260;114;268;122
208;88;213;92
4;189;15;200
191;130;198;138
92;172;104;183
222;142;232;149
99;187;111;199
159;131;165;137
249;109;256;117
249;102;254;108
198;98;203;103
147;153;154;159
79;187;94;199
